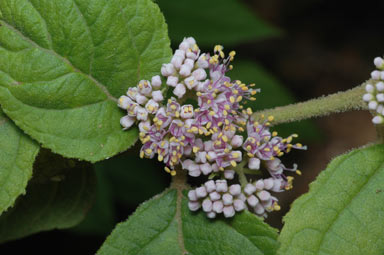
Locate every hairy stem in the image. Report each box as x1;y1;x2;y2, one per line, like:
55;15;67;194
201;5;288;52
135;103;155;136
253;82;368;125
235;160;248;186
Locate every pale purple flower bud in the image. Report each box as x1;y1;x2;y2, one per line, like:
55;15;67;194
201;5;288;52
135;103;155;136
151;90;163;102
192;68;207;81
224;170;235;180
257;190;271;201
118;95;132;109
229;184;241;196
151;75;162;89
209;191;221;201
255;180;264;191
174;83;186;98
174;49;185;58
197;54;209;68
223;206;235;218
184;59;195;69
373;116;384;124
369;101;378;110
127;87;138;100
207;151;217;161
222;193;233;206
204;180;216;193
188;201;201;211
184;76;198;89
363;93;373;102
266;158;283;174
377;93;384;102
161;63;175;76
377;82;384;91
263;178;274;190
365;84;374;93
189;170;201;177
138;80;152;96
171;55;184;69
375;57;384;68
380;71;384;80
186;50;198;59
196;151;207;163
145;99;159;114
185;37;196;46
371;70;381;80
181;105;194;119
377;105;384;114
248;158;260;170
200;163;212;175
188;162;200;172
212;163;219;172
244;183;256;195
202;198;213;212
138;121;150;133
179;64;192;76
272;179;284;192
188;190;198;201
167;76;178;87
247;195;259;207
233;199;245;211
196;186;207;198
182;159;194;170
120;115;135;129
135;93;148;105
206;212;216;219
136;107;148;121
216;180;228;193
254;203;265;215
212;201;224;213
231;135;243;148
179;41;190;51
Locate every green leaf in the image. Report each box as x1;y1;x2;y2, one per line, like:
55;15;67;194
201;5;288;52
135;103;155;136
229;60;322;141
0;150;96;243
278;144;384;255
156;0;280;47
0;0;172;162
0;109;39;216
97;189;279;255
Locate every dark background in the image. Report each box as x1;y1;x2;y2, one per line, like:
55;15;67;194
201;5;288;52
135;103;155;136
1;0;380;254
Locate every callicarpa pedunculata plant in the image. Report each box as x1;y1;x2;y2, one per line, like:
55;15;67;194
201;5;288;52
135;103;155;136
0;0;382;255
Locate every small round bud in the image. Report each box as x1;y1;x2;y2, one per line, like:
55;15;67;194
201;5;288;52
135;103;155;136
371;70;381;80
374;57;384;68
173;83;186;98
179;64;192;77
188;190;198;201
188;201;201;211
206;211;216;219
171;55;184;69
151;90;164;102
377;93;384;102
166;76;179;87
254;180;264;191
263;178;274;190
231;135;243;148
204;180;216;193
209;191;221;201
222;193;233;206
373;116;384;124
233;199;245;211
247;195;259;207
368;101;378;110
365;84;374;93
196;186;207;198
192;68;207;81
200;163;213;175
254;203;265;215
257;190;271;201
244;183;256;195
229;184;241;196
135;94;148;105
151;75;162;89
223;206;235;218
224;170;235;180
216;180;228;193
212;201;224;213
161;63;175;76
120;115;135;129
377;82;384;92
202;198;213;212
248;158;260;170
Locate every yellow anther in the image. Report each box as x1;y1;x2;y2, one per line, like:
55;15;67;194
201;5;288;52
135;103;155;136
296;170;302;176
145;148;152;154
206;122;212;129
164;167;171;173
222;135;228;142
236;96;243;102
230;96;235;103
193;146;200;153
247;153;254;158
170;170;176;176
272;131;278;136
140;151;144;158
268;116;274;122
296;143;303;148
274;204;281;211
209;111;215;116
158;155;163;161
246;108;253;115
196;92;202;96
230;160;237;167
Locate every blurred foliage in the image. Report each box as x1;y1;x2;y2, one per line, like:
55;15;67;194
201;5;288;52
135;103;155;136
156;0;280;46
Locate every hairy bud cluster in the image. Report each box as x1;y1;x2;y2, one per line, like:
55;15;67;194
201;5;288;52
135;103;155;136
118;37;306;218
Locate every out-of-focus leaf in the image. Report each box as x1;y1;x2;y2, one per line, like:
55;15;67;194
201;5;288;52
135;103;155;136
157;0;280;47
97;189;279;255
0;151;96;243
0;109;39;215
279;144;384;255
229;60;322;141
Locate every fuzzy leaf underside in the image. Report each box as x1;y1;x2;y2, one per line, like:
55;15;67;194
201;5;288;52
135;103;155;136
278;144;384;255
97;189;279;255
0;109;39;216
0;0;172;162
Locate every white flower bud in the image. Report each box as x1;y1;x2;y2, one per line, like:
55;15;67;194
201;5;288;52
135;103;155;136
197;54;209;68
380;71;384;80
173;83;186;98
138;80;152;96
138;121;150;133
216;180;228;192
368;101;378;110
185;37;196;46
233;199;245;211
257;190;271;201
247;195;259;207
135;93;148;105
145;99;159;114
365;84;374;93
209;191;221;201
229;184;241;196
255;180;264;191
377;93;384;102
222;193;233;206
373;115;384;124
179;64;192;76
120;115;135;129
188;162;200;172
272;179;284;192
248;158;260;170
186;50;198;59
263;178;274;190
374;57;384;68
371;70;381;80
181;104;194;119
189;170;201;177
192;68;207;80
231;135;243;148
204;180;216;193
202;198;213;212
254;203;265;215
196;186;207;198
188;201;201;211
136;107;148;121
377;105;384;115
161;63;175;76
223;206;235;218
212;201;224;213
244;183;256;195
118;95;132;109
151;75;162;89
179;41;190;51
174;49;185;58
200;163;212;175
224;170;235;180
184;59;195;69
206;212;216;219
377;82;384;92
167;76;178;87
188;190;198;201
151;90;163;102
171;55;184;69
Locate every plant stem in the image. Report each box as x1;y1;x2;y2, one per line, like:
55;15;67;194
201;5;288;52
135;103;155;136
235;160;248;186
253;82;368;125
171;168;188;190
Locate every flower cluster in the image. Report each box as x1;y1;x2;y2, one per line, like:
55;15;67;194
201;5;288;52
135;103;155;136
363;56;384;124
118;37;306;218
